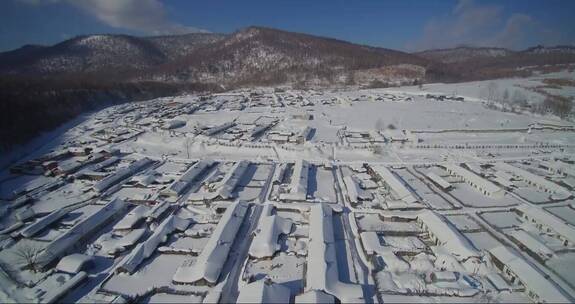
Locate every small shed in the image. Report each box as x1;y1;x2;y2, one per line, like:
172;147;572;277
56;254;94;274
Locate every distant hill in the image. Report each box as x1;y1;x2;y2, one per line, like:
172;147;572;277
0;33;226;76
2;27;574;85
416;46;514;64
0;27;430;86
417;45;575;81
142;26;430;86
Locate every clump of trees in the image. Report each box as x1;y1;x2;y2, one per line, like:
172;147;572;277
511;90;528;107
532;95;573;118
375;118;398;132
12;243;43;273
480;82;572;119
366;80;390;89
0;76;220;151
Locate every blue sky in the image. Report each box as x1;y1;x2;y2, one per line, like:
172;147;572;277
1;0;574;52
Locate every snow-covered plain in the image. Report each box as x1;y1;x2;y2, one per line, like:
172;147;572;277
1;72;575;303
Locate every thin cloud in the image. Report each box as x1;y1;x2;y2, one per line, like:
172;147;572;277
18;0;208;35
407;0;560;51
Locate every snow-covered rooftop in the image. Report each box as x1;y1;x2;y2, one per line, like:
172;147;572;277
307;203;364;302
444;163;504;198
372;165;418;204
417;210;479;260
173;201;249;284
488;245;572;303
280;160;309;201
249;204;293;258
516;205;575;245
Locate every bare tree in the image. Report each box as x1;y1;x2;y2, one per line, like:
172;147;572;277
411;278;428;295
486;82;499;103
511;90;527;107
543;95;573;118
375;118;386;132
12;243;42;272
344;71;356;86
502;89;509;104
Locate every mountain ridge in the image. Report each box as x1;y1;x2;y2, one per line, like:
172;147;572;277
1;26;574;85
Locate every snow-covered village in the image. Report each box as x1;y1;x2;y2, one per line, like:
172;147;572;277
2;1;575;303
1;67;575;303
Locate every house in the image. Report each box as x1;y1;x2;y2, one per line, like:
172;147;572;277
117;215;190;274
68;147;92;156
161;160;214;198
92;158;155;194
539;160;570;176
296;127;314;143
203;122;236;136
38;198;129;269
370;165;419;206
508;229;554;261
292;113;314;120
173;202;249;285
429;271;458;283
163;119;186;129
307;203;364;302
280;160;309;202
495;162;571;199
249;204;293;259
516;205;575;247
251;124;273;140
425;172;452;190
488;245;572;303
342;175;373;204
268;133;290;144
486;272;514;292
383;130;409;143
56;254;94;274
444;164;505;199
416;210;479;261
216;161;250;200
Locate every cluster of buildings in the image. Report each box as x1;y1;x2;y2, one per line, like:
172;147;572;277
1;86;575;303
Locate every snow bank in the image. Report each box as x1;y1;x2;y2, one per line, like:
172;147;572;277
295;289;335;303
41;271;87;304
237;279;291;303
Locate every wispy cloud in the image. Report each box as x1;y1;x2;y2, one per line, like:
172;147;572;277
17;0;207;35
407;0;560;51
